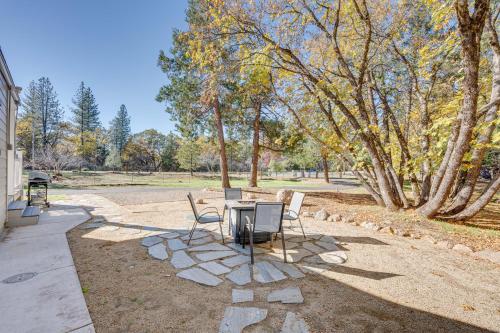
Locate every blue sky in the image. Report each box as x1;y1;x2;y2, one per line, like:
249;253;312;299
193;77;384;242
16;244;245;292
0;0;188;134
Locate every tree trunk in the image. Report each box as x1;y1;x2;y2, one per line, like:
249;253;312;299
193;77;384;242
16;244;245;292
249;102;261;187
445;174;500;220
445;11;500;214
322;153;330;183
417;95;432;201
418;0;489;217
213;97;231;188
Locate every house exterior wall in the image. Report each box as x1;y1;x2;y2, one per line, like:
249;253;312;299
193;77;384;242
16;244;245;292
0;48;20;236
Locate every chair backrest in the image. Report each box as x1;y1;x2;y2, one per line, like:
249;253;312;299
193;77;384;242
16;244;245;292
224;188;242;200
253;202;284;233
187;192;199;220
289;192;305;217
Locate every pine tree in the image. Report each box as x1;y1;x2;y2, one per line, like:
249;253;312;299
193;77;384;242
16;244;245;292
20;77;63;164
110;104;131;155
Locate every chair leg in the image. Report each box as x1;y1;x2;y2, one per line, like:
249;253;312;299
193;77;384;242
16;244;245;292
298;217;306;239
281;228;287;263
187;220;198;245
249;229;254;265
288;219;294;229
219;221;225;244
242;228;246;249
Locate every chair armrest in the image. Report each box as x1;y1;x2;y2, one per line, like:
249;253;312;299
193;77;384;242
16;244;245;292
199;206;220;214
245;216;253;232
199;210;221;219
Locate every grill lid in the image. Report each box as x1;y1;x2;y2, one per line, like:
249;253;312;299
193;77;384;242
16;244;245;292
28;171;50;181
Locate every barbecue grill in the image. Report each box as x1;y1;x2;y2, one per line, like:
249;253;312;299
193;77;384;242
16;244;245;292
27;171;50;207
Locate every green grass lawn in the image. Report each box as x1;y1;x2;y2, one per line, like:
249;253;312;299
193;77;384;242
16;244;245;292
24;171;330;190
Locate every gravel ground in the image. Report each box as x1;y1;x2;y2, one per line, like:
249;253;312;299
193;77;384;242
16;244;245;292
67;193;500;333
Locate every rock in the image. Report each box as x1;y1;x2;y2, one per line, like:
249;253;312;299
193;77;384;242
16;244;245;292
181;231;209;241
314;209;330;221
195;250;238;262
452;244;473;253
221;255;251;268
188;243;232;252
277;189;294;204
246;193;257;199
436;240;453;249
219;306;267;333
267;287;304;304
232;289;254;303
170;250;196;269
343;215;355;223
318;251;347;264
421;235;436;244
253;261;287;283
148;243;168;260
189;236;213;245
327;214;342;222
315;241;340;251
226;264;251;285
473;250;500;264
379;226;395;235
281;312;310;333
158;232;180;239
196;198;205;204
271;261;305;279
141;236;163;247
167;239;188;251
302;242;324;254
176;267;223;286
361;221;381;231
266;248;313;263
198;261;232;275
410;233;422;239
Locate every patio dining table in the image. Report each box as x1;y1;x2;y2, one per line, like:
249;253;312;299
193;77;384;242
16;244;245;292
225;199;272;245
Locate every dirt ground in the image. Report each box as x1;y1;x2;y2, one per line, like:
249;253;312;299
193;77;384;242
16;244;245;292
67;190;500;333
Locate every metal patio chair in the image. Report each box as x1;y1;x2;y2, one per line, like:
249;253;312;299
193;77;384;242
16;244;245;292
223;188;242;235
282;191;306;238
243;202;286;264
187;192;224;245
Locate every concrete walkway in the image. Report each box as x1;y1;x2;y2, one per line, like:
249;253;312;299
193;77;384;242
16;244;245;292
0;204;94;333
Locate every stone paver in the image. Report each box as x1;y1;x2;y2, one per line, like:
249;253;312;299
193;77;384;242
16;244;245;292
221;255;251;268
177;267;223;286
302;242;324;254
188;243;232;252
170;250;196;269
167;238;188;251
318;251;347;264
195;250;238;262
281;312;310;333
253;261;287;283
226;264;251;285
189;236;213;245
198;261;231;275
232;289;254;303
141;236;163;247
158;232;180;239
181;231;209;241
148;243;168;260
271;261;305;279
228;243;265;255
79;222;104;229
315;241;339;251
267;248;313;263
219;307;267;333
98;225;120;232
267;287;304;304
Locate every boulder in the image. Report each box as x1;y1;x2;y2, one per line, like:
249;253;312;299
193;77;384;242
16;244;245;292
327;214;342;222
361;221;381;231
276;189;294;204
314;209;330;221
380;226;395;235
452;244;473;253
196;198;205;204
473;249;500;264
